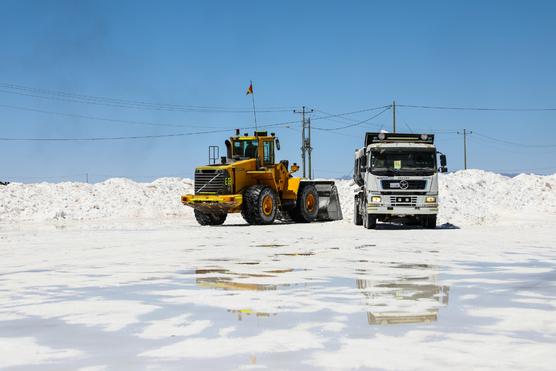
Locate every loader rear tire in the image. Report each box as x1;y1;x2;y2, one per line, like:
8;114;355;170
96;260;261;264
194;210;227;226
241;185;278;225
290;184;319;223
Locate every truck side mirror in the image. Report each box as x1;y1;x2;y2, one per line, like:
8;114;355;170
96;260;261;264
276;138;280;150
360;155;367;172
440;154;447;167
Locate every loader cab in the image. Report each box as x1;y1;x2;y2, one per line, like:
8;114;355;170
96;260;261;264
226;130;278;168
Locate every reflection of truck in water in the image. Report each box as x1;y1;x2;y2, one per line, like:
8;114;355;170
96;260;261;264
354;132;448;229
356;264;449;325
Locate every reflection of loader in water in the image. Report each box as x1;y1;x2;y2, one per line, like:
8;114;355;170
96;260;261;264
356;264;449;325
195;267;293;319
195;268;278;291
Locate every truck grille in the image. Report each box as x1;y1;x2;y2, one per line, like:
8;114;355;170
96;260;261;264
389;196;418;207
382;180;426;190
195;170;229;194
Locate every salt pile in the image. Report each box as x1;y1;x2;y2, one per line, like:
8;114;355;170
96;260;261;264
0;178;194;223
1;170;555;226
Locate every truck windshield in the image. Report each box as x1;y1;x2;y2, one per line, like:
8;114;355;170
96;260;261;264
232;140;258;159
370;149;436;175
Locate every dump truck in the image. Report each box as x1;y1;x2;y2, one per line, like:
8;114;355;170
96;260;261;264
353;132;448;229
182;130;342;225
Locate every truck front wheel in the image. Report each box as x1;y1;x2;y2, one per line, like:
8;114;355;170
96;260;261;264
422;215;437;229
354;195;363;226
363;200;377;229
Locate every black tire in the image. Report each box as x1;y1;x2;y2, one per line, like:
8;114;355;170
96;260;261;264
194;209;227;226
290;184;319;223
354;195;363;226
364;214;377;229
362;199;377;229
241;185;278;225
423;215;437;229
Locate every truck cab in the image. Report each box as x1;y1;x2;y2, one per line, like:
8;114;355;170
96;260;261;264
354;132;447;229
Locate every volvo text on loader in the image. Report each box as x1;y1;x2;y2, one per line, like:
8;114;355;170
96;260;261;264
182;130;343;225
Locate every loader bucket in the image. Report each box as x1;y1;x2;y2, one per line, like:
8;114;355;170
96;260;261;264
303;180;343;221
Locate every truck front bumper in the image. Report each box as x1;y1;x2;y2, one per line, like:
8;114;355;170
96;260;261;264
366;194;438;215
367;205;438;215
181;194;243;213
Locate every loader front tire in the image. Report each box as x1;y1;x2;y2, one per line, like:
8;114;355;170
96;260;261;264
290;184;319;223
194;209;227;226
241;185;278;225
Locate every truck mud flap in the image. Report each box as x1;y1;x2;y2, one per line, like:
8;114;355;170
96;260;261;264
302;180;343;221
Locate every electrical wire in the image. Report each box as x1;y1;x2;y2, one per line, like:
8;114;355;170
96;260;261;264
473;131;556;148
0;103;224;129
397;104;556;112
0;82;294;113
0;106;393;141
313;106;391;131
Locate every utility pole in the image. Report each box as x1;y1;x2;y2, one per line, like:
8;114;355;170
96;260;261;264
457;129;473;170
293;106;314;178
307;117;312;179
392;100;396;133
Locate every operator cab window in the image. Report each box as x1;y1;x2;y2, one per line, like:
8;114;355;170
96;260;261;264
263;141;274;165
233;140;258;159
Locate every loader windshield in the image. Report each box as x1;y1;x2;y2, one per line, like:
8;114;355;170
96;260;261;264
232;139;258;159
370;149;436;176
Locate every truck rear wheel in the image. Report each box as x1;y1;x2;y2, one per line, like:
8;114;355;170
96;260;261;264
194;209;227;226
354;195;363;226
241;185;278;225
290;184;319;223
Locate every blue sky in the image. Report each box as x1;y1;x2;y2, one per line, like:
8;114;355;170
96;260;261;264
1;0;555;182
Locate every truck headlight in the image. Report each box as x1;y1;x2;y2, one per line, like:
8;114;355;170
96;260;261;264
425;196;436;203
371;196;382;203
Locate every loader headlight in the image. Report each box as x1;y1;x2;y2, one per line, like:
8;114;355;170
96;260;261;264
371;196;382;203
425;196;436;203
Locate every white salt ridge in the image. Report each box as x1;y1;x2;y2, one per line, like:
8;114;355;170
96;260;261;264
0;170;554;226
0;177;194;222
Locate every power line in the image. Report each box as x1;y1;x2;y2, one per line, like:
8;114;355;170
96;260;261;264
0;82;294;113
398;104;556;112
0;103;223;129
0;106;393;141
485;165;556;173
312;105;390;122
313;106;391;131
313;109;360;124
473;131;556;148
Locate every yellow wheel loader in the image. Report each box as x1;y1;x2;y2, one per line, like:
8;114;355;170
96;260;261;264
181;130;343;225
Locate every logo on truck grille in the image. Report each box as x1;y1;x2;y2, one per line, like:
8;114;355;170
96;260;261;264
381;180;426;190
